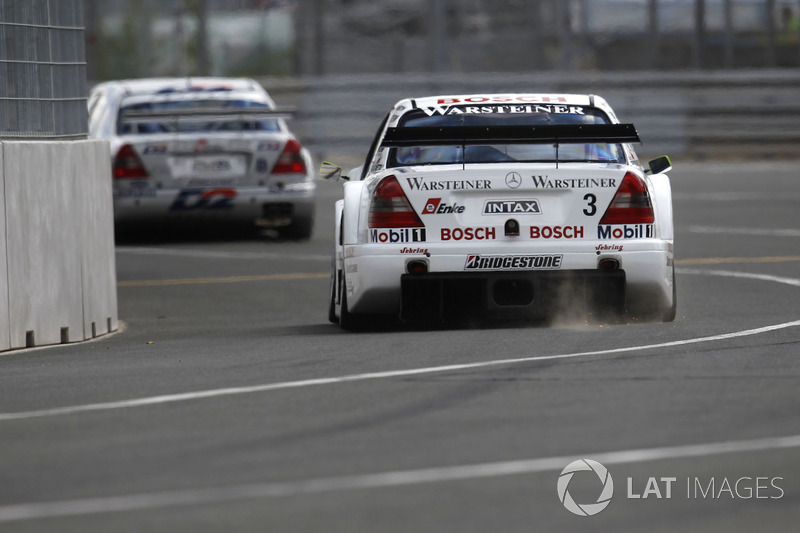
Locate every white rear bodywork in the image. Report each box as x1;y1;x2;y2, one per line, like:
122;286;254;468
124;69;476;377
89;77;315;237
329;94;675;326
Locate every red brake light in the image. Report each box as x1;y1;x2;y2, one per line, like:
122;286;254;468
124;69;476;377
272;139;307;174
113;144;148;179
599;171;654;224
369;175;424;228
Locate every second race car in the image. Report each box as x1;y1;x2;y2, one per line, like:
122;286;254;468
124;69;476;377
89;77;315;238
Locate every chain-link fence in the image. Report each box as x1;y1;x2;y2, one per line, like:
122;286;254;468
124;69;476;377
296;0;800;75
0;0;88;139
89;0;800;82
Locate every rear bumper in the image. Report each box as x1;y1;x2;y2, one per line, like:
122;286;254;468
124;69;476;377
113;184;315;225
343;243;673;318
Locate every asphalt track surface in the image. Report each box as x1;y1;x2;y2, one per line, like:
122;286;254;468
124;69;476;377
0;162;798;532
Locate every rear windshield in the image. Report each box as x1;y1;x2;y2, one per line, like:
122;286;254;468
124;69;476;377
389;105;625;166
117;99;280;134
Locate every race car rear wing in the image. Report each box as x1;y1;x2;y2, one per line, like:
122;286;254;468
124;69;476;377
381;124;640;147
118;107;295;130
121;107;295;120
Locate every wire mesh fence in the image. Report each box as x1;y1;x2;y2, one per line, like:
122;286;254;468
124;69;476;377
87;1;800;82
0;0;88;139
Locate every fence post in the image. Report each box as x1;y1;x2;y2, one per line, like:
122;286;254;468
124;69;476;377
648;0;660;69
430;0;448;73
694;0;706;69
723;0;734;67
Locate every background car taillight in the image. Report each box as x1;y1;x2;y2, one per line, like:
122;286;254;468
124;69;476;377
369;175;424;228
112;144;148;179
272;139;307;174
599;171;654;224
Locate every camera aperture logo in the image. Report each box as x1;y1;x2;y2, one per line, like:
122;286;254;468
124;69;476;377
557;459;614;517
557;459;785;517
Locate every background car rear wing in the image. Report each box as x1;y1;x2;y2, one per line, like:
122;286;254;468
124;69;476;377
118;107;295;132
380;124;640;147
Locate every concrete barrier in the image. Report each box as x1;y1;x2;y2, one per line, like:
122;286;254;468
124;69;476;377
0;140;118;352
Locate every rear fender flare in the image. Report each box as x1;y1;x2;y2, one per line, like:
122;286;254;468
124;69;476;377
342;181;366;245
647;173;674;241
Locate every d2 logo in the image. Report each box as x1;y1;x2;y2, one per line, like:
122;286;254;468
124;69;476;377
171;188;237;211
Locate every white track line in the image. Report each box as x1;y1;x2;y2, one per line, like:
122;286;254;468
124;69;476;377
116;246;329;262
1;433;799;523
1;319;797;422
0;268;797;423
0;269;798;521
687;226;800;238
678;268;800;287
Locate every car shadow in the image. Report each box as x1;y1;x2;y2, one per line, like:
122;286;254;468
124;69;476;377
114;222;302;245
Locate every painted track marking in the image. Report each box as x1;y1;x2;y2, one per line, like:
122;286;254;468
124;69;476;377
3;268;799;422
678;268;800;287
687;226;800;238
117;256;799;287
118;272;328;288
116;246;329;262
1;318;797;422
0;269;797;521
3;268;797;422
677;256;800;265
1;433;799;522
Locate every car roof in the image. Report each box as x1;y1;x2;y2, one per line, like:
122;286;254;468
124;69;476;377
391;93;619;125
118;90;273;108
407;94;600;109
410;93;601;106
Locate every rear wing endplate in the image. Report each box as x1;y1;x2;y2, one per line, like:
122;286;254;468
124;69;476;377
381;124;640;147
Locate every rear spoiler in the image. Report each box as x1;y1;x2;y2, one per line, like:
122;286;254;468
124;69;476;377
381;124;640;147
119;107;295;126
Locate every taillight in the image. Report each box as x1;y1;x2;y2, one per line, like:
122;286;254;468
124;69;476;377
369;175;424;228
113;144;148;179
599;171;654;224
272;139;307;174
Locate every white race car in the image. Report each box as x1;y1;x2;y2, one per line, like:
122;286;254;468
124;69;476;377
88;77;315;238
323;94;675;329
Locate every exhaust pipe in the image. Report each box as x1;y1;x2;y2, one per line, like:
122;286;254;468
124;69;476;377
598;258;620;271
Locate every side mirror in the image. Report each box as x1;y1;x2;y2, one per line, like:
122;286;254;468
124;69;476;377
647;155;672;175
319;161;348;181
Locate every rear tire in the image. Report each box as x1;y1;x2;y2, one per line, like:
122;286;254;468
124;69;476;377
338;286;365;331
339;273;386;331
627;267;677;323
661;267;677;322
328;267;339;324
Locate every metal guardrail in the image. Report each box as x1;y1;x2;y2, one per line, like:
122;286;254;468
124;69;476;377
259;70;800;160
0;0;88;139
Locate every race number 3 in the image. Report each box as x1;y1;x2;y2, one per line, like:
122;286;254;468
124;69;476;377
583;193;597;216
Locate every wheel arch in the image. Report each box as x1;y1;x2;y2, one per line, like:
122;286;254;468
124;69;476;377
648;172;674;241
342;181;366;245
